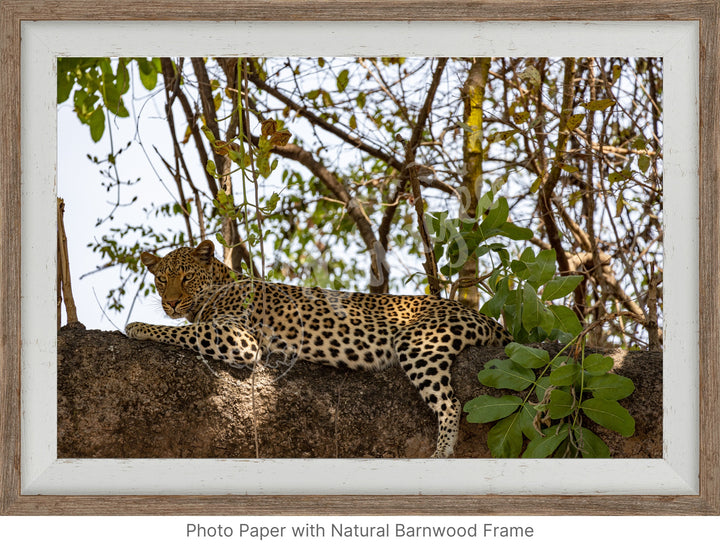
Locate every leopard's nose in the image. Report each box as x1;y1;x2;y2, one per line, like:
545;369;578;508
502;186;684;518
166;300;179;309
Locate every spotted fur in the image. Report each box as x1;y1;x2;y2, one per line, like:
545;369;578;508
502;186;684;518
126;240;512;458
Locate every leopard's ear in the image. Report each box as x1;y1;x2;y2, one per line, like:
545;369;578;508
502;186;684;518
140;251;161;274
193;240;215;266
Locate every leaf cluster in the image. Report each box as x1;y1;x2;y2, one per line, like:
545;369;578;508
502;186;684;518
58;57;161;142
465;343;635;458
429;189;636;457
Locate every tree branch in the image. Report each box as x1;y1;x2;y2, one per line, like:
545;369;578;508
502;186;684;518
246;64;404;172
160;58;219;199
272;143;389;293
190;57;259;277
535;58;587;320
402;58;448;296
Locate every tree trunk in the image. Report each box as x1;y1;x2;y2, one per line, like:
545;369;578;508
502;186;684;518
58;323;662;459
458;58;491;309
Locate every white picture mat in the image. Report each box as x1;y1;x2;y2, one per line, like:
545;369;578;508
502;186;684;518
21;20;698;495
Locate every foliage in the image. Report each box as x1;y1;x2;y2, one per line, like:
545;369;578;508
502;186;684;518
436;184;634;457
58;57;161;141
465;343;635;458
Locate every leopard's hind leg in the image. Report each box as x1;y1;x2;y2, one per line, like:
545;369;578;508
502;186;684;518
392;321;469;458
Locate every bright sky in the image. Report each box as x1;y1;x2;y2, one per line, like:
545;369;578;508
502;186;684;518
58;86;190;331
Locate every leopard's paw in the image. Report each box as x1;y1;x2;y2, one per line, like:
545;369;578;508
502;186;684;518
125;322;149;340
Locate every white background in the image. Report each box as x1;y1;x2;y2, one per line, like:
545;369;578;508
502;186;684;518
2;516;719;551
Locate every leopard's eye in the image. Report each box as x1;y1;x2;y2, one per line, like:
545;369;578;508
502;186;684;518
182;273;195;283
156;275;167;285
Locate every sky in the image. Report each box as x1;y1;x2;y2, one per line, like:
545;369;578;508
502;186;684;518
58;83;190;331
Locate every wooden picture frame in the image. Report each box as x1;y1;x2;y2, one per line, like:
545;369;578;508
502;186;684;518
1;0;718;515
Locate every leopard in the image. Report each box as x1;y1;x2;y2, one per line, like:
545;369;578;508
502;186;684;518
125;240;512;458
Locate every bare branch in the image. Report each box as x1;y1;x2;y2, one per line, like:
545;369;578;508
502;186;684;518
272;143;389;293
246;65;403;172
403;58;448;296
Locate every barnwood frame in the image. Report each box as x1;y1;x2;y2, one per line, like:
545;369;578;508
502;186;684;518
1;0;718;515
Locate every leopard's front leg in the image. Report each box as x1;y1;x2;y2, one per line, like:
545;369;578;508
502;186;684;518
126;317;261;368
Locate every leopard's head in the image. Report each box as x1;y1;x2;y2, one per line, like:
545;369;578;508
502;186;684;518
141;240;231;319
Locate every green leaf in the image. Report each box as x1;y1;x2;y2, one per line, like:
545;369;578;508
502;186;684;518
489;129;518;144
581;398;635;436
573;427;610;458
616;193;626;217
356;91;366;108
478;359;536;391
522;425;570;458
477;243;508;261
57;70;75;103
265;192;280;212
336;69;350;92
520;247;535;264
530;176;543;194
88;108;105;142
137;64;157;90
487;412;524;458
321;89;333;107
505;342;550;370
464;395;522;424
527;249;557;288
201;126;216;142
583;354;614;375
549;362;581;386
115;59;130;94
534;375;552;402
542;275;583;301
536;303;555;336
585;373;635;400
503;289;524;338
512;111;531;124
521;283;541;331
499;222;533;241
566;113;585;131
215;232;228;247
480;276;510;319
481;197;509;232
548;389;574;419
521;283;555;334
582;99;616;111
511;259;529;278
638;154;650;173
519;66;541;87
609;169;632;184
101;80;129;118
547;305;583;339
518;402;539;440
